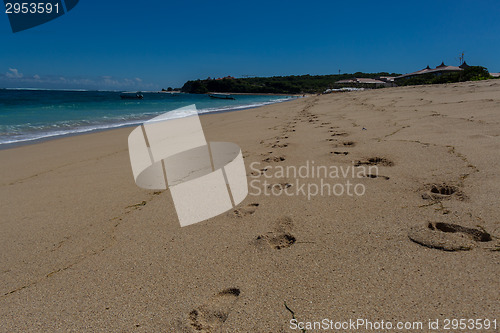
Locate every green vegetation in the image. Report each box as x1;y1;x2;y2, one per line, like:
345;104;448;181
396;66;491;86
181;72;400;94
180;66;494;94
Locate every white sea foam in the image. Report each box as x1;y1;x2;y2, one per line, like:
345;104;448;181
0;97;296;146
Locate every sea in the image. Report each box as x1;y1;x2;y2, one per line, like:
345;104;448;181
0;89;296;147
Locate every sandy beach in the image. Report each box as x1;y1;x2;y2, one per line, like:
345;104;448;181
1;80;499;331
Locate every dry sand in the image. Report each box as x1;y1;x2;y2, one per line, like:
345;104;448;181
1;80;499;332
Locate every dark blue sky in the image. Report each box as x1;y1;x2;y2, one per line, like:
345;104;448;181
1;0;499;90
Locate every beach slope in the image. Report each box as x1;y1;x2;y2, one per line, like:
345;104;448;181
1;80;499;331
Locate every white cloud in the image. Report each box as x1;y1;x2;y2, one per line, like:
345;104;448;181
135;77;142;82
6;68;23;78
33;74;41;80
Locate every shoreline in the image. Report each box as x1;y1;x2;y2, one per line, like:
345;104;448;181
0;95;300;151
207;92;306;96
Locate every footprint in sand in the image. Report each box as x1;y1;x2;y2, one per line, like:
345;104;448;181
267;182;293;192
263;156;286;163
408;222;493;251
248;168;268;177
354;156;393;166
363;174;390;180
421;183;465;201
126;201;147;209
256;216;296;250
331;141;356;147
186;288;241;332
329;131;348;136
261;151;275;157
271;143;289;148
232;203;259;217
330;151;349;155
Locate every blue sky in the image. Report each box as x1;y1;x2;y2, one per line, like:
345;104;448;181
1;0;499;90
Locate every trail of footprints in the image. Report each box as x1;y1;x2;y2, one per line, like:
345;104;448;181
259;99;324;162
267;102;497;255
346;154;496;251
259;119;295;163
179;216;296;330
309;110;497;252
181;100;497;331
160;100;500;332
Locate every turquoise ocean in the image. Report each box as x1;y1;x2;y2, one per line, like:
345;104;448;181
0;89;295;147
